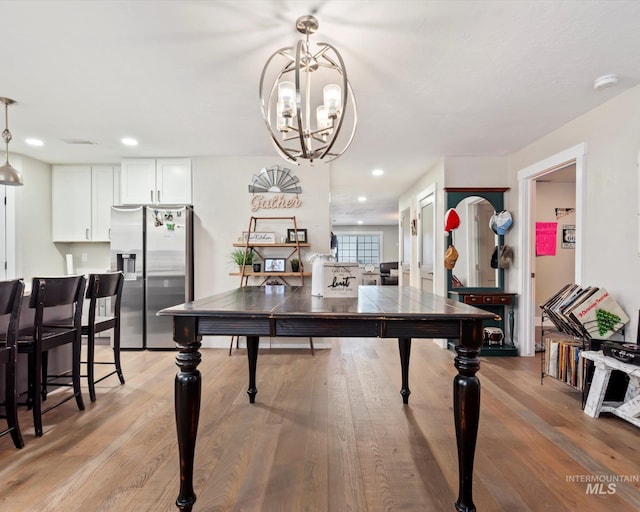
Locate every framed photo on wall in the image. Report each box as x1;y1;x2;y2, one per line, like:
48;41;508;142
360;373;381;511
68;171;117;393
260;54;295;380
286;228;307;243
264;258;286;272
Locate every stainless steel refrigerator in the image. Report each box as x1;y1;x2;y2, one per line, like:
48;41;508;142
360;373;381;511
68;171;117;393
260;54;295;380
110;205;194;349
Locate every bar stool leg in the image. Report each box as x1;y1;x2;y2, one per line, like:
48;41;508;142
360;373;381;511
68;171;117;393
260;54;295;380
72;335;85;411
87;330;97;402
113;327;125;385
6;359;24;448
31;351;43;437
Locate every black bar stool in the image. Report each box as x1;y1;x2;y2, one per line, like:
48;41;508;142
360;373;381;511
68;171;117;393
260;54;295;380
0;279;25;448
82;272;125;402
18;275;86;437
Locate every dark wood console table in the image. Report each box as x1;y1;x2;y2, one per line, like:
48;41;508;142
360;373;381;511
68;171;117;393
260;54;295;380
449;290;518;356
159;285;497;512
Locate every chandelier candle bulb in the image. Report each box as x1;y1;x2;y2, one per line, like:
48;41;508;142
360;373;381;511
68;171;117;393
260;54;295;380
278;82;296;115
323;84;342;117
316;105;331;138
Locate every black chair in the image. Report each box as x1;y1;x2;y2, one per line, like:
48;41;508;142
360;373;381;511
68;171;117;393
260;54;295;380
82;272;125;402
0;279;25;448
379;262;399;285
17;275;86;437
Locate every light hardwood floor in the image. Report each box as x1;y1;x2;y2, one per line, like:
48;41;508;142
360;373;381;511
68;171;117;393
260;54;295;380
0;340;638;511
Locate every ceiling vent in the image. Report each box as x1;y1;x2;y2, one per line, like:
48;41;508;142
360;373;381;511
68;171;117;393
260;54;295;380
61;139;96;145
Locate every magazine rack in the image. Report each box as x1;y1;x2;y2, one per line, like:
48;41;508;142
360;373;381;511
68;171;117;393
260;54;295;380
539;283;628;406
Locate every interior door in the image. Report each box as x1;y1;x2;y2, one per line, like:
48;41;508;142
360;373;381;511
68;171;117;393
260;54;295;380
419;193;435;292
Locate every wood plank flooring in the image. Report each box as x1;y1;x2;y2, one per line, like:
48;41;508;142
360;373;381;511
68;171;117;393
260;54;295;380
0;340;637;511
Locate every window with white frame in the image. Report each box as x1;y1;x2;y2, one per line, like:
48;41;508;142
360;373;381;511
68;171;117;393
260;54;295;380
335;233;382;264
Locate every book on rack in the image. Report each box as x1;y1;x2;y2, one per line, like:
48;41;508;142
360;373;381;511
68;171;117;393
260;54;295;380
568;288;629;339
540;284;629;340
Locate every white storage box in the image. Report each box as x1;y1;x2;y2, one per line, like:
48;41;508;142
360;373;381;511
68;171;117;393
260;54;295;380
322;263;360;298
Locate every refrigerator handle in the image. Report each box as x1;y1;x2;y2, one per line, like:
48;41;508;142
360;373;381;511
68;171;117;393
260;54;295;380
157;190;161;204
150;190;154;203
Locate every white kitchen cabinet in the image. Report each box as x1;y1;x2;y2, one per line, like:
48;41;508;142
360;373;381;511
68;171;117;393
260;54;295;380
52;165;115;242
91;166;115;241
120;158;192;205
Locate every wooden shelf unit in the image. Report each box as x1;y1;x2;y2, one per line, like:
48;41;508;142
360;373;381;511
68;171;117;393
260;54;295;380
234;216;308;287
231;215;314;354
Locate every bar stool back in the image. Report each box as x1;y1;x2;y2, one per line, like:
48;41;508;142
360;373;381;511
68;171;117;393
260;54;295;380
0;279;25;448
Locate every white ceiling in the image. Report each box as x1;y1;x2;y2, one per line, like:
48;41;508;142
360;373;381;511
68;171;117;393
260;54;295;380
2;1;639;225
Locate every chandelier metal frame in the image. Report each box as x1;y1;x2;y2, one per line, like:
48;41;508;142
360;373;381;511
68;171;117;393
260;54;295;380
259;15;357;164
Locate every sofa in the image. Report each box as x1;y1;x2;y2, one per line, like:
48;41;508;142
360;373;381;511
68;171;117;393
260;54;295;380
379;261;399;285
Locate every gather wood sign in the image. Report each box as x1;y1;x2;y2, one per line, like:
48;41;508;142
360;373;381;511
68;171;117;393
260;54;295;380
250;194;301;211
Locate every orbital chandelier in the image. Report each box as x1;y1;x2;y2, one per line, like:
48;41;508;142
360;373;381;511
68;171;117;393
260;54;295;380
260;15;357;164
0;97;23;186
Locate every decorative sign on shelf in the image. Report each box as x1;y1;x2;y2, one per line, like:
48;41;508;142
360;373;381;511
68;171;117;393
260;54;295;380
248;165;302;212
323;263;360;298
241;231;276;244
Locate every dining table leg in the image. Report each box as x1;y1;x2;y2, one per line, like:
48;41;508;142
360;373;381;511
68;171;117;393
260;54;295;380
246;335;259;403
174;316;202;512
398;337;411;404
453;319;484;512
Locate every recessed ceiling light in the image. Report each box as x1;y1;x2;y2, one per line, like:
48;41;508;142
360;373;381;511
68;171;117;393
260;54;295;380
25;138;44;146
357;220;363;225
357;196;367;202
593;74;618;90
371;169;384;177
121;137;138;146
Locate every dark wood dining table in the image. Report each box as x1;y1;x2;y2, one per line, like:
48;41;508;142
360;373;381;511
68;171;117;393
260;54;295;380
158;285;497;512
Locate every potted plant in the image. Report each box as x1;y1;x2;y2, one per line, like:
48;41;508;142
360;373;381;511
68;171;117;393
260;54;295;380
290;258;300;272
231;248;254;270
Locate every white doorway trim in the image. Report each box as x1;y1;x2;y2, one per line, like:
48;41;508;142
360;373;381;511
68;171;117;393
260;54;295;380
417;184;436;292
517;143;586;356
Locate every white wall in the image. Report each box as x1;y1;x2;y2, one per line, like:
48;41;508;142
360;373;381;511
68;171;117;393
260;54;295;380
191;156;331;299
191;155;331;349
444;156;510;187
509;83;640;342
12;155;70;283
399;159;445;291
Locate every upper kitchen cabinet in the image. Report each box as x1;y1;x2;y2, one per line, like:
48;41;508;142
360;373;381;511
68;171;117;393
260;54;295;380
120;158;192;205
52;165;116;242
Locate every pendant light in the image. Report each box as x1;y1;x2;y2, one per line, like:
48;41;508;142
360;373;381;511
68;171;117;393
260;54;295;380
0;97;23;186
260;15;357;164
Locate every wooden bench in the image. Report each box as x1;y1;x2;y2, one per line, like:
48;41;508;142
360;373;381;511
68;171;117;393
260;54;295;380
580;350;640;428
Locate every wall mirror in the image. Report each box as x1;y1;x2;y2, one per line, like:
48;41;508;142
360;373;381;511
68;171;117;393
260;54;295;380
453;196;498;288
445;188;509;292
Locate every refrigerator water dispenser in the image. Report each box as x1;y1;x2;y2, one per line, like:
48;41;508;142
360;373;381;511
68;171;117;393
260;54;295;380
117;253;137;280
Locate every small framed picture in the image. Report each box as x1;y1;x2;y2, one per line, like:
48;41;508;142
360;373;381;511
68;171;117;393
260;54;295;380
286;228;307;243
264;258;286;272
